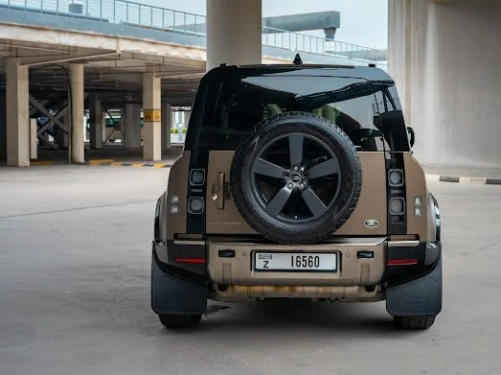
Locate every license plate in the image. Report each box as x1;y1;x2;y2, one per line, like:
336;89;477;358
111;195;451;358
254;252;337;272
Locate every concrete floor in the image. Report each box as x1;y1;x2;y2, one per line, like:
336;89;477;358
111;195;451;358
0;166;500;375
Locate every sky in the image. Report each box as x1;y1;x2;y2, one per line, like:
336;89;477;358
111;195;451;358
145;0;389;49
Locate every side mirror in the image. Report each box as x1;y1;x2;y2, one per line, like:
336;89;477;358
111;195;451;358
407;127;416;148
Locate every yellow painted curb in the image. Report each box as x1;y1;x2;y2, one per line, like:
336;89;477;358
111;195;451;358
91;162;172;168
30;161;55;166
89;159;115;165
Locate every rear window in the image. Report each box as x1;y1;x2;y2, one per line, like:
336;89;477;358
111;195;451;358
185;72;409;152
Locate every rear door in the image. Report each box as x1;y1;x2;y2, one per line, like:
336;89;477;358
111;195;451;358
201;70;392;237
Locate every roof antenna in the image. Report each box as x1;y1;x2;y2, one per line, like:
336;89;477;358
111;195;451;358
293;53;303;65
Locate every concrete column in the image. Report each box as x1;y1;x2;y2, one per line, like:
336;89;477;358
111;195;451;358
0;92;6;161
389;0;501;167
89;93;103;149
70;64;85;163
206;0;262;71
142;73;161;161
102;111;107;143
124;97;142;149
6;60;30;167
30;118;37;160
161;102;172;151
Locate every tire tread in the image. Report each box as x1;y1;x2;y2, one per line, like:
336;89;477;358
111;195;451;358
159;314;202;329
394;315;436;330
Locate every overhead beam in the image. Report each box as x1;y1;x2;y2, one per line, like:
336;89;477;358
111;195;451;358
0;23;206;61
19;51;118;67
88;72;143;84
0;41;87;53
86;53;205;70
156;72;205;79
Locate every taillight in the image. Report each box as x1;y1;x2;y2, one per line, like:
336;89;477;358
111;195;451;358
188;197;205;214
190;169;205;186
389;197;406;215
388;169;404;187
386;162;407;234
187;151;209;234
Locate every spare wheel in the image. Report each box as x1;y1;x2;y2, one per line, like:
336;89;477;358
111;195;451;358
230;112;362;244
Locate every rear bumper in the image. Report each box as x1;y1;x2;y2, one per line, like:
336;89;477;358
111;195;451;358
206;236;386;287
152;237;442;305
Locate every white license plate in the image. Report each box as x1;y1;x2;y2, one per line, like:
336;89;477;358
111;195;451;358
254;252;337;272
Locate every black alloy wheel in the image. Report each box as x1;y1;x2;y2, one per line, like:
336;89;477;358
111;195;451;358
231;112;362;244
251;132;342;222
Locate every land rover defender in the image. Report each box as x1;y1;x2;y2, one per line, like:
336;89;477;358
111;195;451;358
151;61;442;330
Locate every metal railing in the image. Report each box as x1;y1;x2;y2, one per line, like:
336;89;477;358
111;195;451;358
262;26;387;63
0;0;387;64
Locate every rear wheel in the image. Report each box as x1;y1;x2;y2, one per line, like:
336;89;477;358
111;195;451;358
159;314;202;329
393;315;436;330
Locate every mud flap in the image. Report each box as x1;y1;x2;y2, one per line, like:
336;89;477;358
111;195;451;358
151;250;208;316
386;257;442;317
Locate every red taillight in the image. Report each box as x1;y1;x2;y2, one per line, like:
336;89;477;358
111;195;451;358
175;257;206;264
387;258;418;266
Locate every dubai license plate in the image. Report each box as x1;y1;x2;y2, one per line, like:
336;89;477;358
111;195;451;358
254;252;337;272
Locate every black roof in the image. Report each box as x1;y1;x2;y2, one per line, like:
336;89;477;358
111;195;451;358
205;63;393;83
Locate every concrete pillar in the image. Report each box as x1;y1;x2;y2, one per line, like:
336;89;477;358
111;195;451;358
102;111;107;143
89;93;103;149
70;64;85;163
161;102;171;151
142;73;161;161
0;92;6;161
206;0;262;71
389;0;501;167
30;118;37;160
124;97;142;149
6;60;30;167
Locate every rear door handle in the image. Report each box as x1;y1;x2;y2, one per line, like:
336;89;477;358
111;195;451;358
211;172;229;210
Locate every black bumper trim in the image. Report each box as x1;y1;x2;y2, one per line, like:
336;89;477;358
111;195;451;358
153;240;207;278
386;241;441;287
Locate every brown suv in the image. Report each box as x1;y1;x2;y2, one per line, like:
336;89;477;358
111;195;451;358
151;60;443;330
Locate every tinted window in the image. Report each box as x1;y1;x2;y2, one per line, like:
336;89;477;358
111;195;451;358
186;73;408;152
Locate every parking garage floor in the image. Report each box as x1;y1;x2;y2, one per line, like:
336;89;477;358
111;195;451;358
1;166;500;375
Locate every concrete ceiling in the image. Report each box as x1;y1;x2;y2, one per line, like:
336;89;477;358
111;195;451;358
0;30;206;107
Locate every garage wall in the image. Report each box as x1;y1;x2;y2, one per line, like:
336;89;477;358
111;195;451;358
388;0;501;167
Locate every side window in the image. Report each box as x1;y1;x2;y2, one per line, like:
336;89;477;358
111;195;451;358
320;95;387;152
374;91;387;113
387;86;403;110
